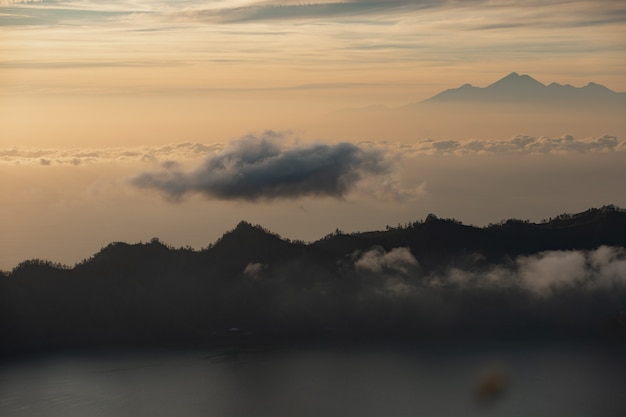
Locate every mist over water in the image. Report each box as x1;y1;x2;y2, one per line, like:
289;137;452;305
1;342;624;417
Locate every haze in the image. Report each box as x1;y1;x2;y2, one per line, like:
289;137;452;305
1;0;625;269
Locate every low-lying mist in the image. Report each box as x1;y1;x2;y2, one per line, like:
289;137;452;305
2;221;625;353
236;245;626;339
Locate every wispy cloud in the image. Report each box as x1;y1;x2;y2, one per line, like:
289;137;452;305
2;0;624;101
131;131;388;201
0;0;47;4
0;2;132;26
0;60;185;69
465;1;626;30
6;0;618;30
149;0;626;29
162;0;440;23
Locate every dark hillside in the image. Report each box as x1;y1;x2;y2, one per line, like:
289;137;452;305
204;221;306;270
1;206;625;353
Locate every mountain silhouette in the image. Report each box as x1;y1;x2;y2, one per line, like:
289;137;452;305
417;72;626;105
327;72;625;141
207;221;304;266
1;206;625;353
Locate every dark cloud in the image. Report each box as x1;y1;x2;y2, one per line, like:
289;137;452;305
131;132;388;201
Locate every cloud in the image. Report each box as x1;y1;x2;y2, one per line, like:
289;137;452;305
467;1;626;30
3;133;621;167
354;246;421;295
4;133;622;168
4;0;624;50
354;246;418;275
162;0;441;24
0;142;223;166
243;262;266;278
145;0;626;35
0;0;46;4
382;134;625;156
422;246;626;297
517;250;588;295
0;60;185;69
0;2;133;27
131;131;388;201
349;246;626;300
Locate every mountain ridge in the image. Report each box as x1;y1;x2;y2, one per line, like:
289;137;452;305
416;72;626;105
2;205;625;353
4;205;626;274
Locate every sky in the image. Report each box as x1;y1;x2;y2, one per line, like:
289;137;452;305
1;0;626;269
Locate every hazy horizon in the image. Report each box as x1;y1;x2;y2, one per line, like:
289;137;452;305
2;0;625;270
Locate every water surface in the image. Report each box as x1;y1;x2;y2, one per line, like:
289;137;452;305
1;341;624;417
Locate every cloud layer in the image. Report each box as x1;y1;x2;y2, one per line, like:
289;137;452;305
382;134;625;156
3;134;622;167
0;142;223;166
131;132;387;201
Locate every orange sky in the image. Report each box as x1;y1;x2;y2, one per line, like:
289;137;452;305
2;0;625;147
1;0;625;269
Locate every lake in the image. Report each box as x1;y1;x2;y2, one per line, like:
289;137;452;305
1;341;624;417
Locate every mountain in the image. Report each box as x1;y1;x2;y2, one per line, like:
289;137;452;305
323;72;625;142
417;72;626;105
1;206;626;353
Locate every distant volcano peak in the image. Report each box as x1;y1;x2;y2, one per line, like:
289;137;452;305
584;81;611;91
420;72;623;104
487;72;545;89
